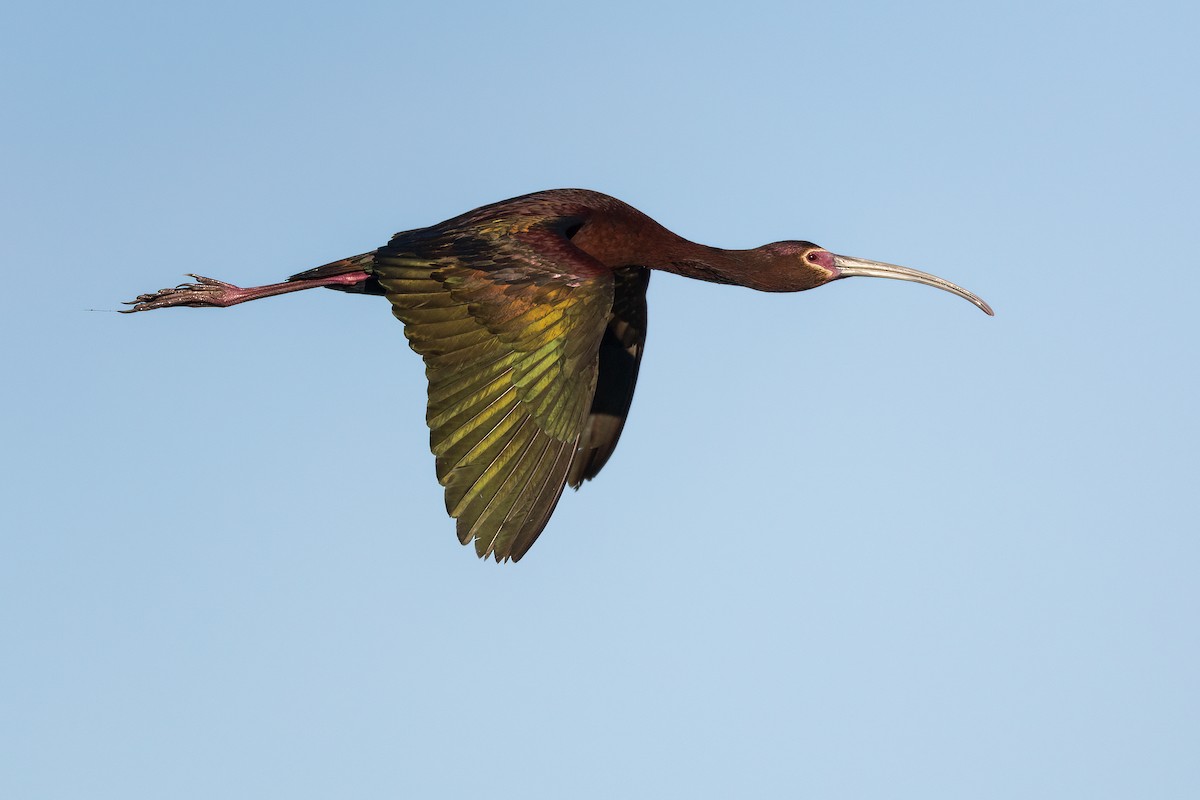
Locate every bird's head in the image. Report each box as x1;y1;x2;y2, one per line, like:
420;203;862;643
759;240;993;315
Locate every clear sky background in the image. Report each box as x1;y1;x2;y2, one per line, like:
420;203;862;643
2;1;1197;797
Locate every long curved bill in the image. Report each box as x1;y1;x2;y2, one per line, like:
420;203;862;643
832;254;994;316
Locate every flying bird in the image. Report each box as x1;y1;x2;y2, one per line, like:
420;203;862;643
125;189;992;561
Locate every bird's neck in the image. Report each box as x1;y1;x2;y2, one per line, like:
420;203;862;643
576;215;781;291
650;241;781;291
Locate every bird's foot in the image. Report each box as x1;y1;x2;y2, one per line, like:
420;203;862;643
121;275;249;313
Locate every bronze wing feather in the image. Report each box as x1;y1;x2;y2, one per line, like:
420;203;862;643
374;216;615;561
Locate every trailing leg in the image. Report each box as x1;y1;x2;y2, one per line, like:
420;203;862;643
122;254;376;313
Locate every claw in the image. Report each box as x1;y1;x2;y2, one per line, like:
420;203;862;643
121;275;242;313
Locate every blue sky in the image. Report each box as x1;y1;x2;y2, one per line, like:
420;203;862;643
2;1;1197;797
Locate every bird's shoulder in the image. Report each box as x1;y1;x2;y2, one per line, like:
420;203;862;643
380;192;634;287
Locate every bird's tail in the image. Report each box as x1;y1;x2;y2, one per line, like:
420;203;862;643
288;251;382;294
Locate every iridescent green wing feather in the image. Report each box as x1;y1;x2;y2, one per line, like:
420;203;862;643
374;217;614;561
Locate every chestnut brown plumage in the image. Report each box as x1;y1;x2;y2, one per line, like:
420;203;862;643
125;189;992;561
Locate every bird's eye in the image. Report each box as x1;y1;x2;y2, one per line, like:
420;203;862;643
806;251;821;263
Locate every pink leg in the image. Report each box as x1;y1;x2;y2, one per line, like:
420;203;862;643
122;271;372;313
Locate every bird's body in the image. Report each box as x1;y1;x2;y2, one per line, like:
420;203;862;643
126;189;991;561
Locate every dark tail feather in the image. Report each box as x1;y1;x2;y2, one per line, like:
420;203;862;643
289;252;384;295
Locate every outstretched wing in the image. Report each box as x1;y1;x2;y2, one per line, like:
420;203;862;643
374;217;614;561
567;266;649;486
